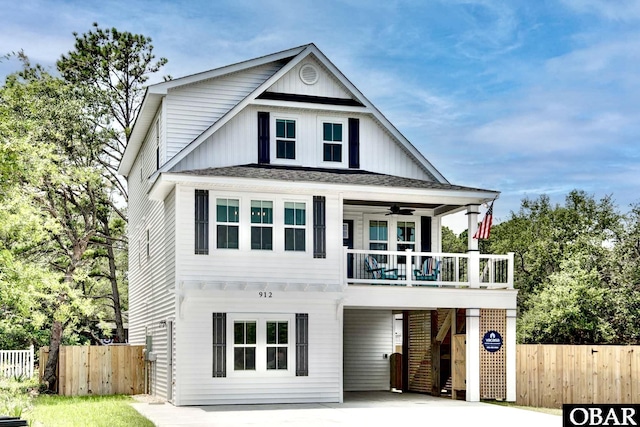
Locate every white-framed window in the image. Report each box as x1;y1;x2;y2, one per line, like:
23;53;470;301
275;118;296;160
284;201;306;252
216;198;239;249
397;221;415;252
318;117;347;167
227;314;294;376
251;200;273;250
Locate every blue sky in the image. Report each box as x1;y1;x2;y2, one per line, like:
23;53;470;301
2;0;639;233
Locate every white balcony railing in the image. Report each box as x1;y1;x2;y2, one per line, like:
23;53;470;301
344;248;514;289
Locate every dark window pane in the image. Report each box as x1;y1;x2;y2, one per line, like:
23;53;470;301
296;208;305;226
217;203;227;222
334;124;342;141
246;322;256;344
278;347;288;369
286;120;295;138
267;347;276;370
234;348;244;370
286;141;295;159
251;206;261;223
245;348;255;370
234;322;244;344
276;120;285;138
295;229;305;251
279;322;288;344
251;227;261;249
323;123;332;141
267;322;276;344
323;144;332;161
285;207;294;225
285;228;294;251
217;225;227;248
228;226;239;249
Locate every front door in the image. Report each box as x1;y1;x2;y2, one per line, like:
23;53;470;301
343;220;354;278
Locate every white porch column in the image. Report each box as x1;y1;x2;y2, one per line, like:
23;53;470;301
466;308;480;402
506;309;517;402
466;204;480;288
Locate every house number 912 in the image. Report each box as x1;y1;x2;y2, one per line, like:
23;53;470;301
259;292;272;298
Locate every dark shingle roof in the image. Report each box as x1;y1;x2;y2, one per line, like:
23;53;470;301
174;164;496;193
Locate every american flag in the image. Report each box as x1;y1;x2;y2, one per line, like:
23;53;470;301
473;200;494;240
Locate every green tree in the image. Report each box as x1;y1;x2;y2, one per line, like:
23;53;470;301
57;23;167;343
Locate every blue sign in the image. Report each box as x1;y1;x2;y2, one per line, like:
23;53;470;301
482;330;503;352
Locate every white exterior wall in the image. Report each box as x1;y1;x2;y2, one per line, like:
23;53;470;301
127;105;176;400
174;291;342;405
174;185;343;286
165;62;284;159
343;309;393;391
173;105;432;181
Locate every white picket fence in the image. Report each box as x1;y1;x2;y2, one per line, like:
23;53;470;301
0;345;34;379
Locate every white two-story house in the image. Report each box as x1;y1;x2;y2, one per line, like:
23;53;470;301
118;44;518;406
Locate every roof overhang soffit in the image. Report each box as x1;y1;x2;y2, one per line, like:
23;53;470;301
148;172;497;211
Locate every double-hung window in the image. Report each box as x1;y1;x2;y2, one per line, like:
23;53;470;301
276;119;296;160
266;321;288;370
284;202;306;251
322;122;343;162
251;200;273;250
216;198;239;249
233;321;256;371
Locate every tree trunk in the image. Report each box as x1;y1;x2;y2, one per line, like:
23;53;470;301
102;219;125;343
42;320;63;392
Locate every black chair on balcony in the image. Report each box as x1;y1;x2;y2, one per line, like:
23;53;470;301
364;255;399;280
414;257;440;284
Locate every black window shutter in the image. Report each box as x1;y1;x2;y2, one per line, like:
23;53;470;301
348;118;360;169
212;313;226;377
313;196;326;259
296;313;309;376
258;111;270;164
195;190;209;255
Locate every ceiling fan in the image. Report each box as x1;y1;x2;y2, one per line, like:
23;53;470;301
385;204;415;216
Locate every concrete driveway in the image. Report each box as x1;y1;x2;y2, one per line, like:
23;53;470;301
131;392;562;427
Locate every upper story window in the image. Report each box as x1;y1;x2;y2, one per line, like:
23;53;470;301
275;119;296;160
284;202;306;252
216;198;239;249
397;221;416;252
251;200;273;250
322;122;343;162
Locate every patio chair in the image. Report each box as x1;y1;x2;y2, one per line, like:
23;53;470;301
364;255;399;280
414;257;440;283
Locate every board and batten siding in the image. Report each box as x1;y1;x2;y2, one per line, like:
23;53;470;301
127;105;176;401
172;104;433;181
174;185;342;286
164;62;285;159
174;293;342;405
266;55;352;99
343;309;393;391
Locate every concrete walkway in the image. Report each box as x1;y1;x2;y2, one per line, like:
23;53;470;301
131;392;562;427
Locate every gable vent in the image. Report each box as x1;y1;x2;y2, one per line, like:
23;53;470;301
299;64;319;85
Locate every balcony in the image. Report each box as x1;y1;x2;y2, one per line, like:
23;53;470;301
344;249;514;289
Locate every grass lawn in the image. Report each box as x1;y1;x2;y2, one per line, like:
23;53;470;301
27;395;154;427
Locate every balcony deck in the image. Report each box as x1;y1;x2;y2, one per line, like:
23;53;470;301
344;249;514;289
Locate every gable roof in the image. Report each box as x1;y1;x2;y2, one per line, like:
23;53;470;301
119;44;448;184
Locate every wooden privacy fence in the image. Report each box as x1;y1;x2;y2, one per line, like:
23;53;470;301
0;345;34;379
39;345;145;396
517;344;640;408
